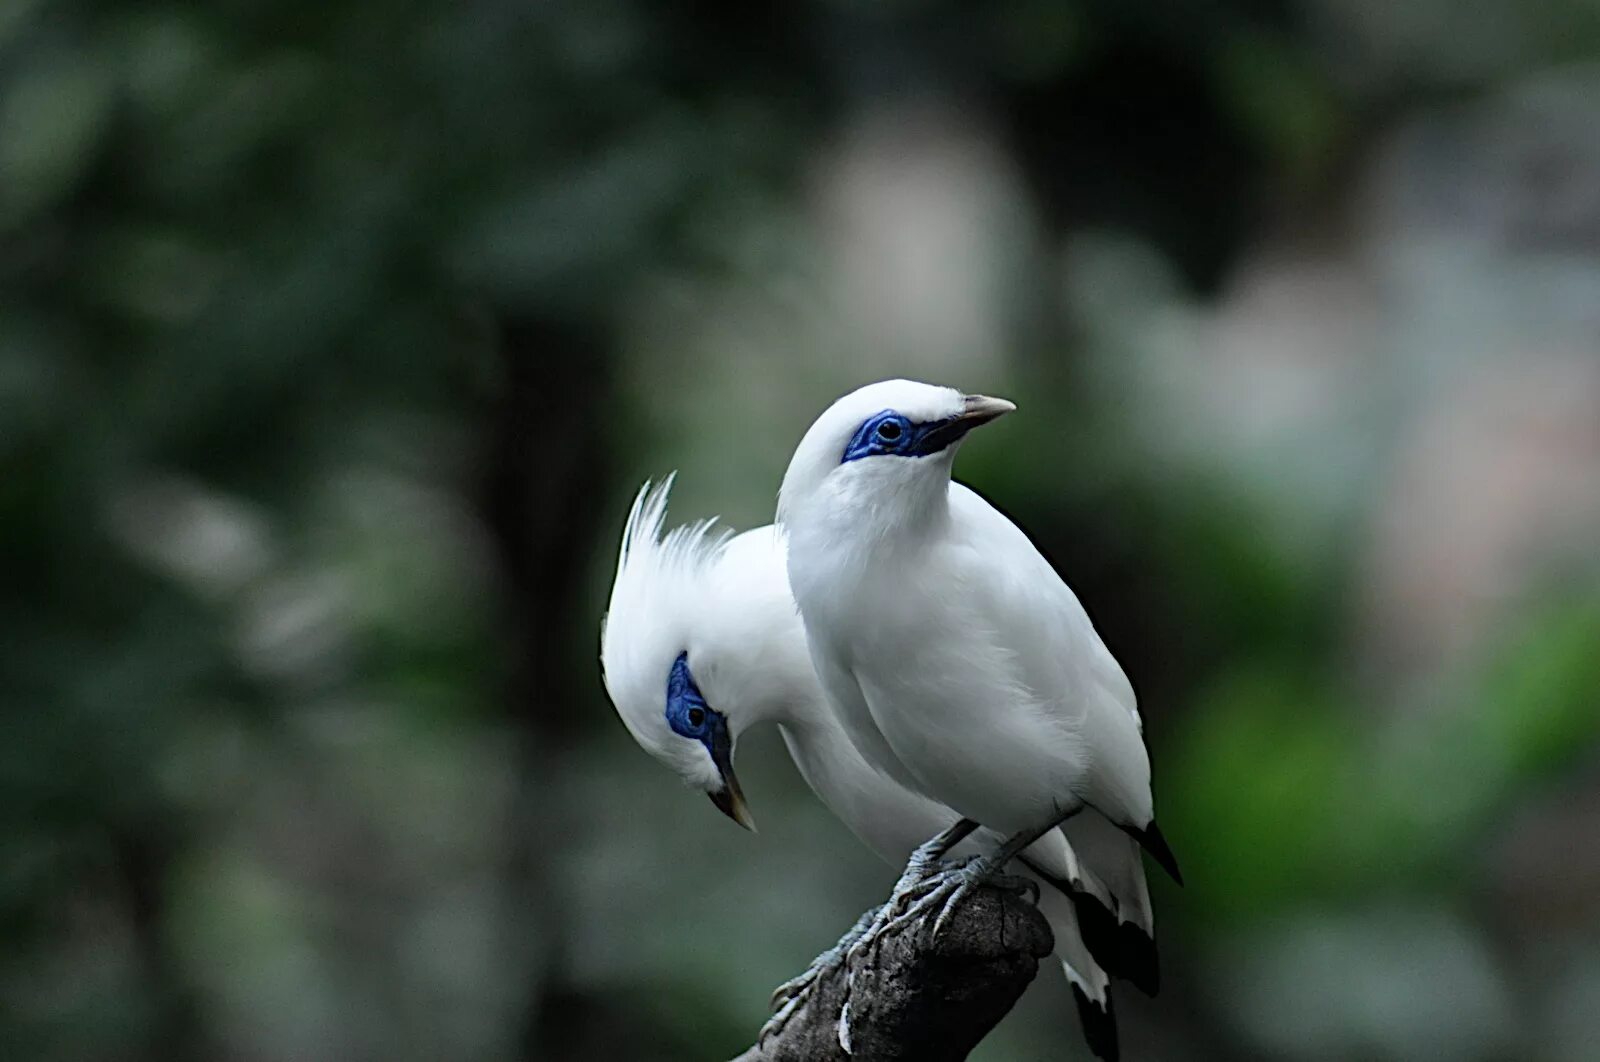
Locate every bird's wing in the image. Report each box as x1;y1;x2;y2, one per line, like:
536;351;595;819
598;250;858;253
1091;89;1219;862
804;626;933;798
946;483;1153;827
949;484;1138;719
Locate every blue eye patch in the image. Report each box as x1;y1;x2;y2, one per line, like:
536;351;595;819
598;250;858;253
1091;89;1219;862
666;652;729;754
841;409;968;464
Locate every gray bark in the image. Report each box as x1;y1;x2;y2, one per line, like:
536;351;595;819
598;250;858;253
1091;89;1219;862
732;886;1054;1062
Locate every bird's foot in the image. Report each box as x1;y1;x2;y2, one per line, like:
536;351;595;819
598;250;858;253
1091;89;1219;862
881;855;1039;941
841;853;980;970
760;985;808;1048
830;857;1037;1052
851;818;982;950
828;825;980;1052
758;905;882;1047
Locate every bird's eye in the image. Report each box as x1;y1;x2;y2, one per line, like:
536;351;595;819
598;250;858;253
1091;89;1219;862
876;420;903;443
687;706;706;728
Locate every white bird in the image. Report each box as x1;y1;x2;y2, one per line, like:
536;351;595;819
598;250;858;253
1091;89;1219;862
599;477;1124;1059
776;379;1179;960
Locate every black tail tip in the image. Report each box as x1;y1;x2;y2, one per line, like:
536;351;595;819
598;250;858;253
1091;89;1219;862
1137;821;1184;887
1070;983;1120;1062
1116;919;1160;997
1070;891;1160;996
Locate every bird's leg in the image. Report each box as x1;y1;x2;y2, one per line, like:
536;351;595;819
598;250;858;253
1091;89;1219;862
759;903;883;1046
826;818;979;1052
905;809;1083;940
842;818;979;965
883;817;981;915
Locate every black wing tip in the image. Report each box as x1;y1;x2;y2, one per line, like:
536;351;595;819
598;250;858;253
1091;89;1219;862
1070;983;1120;1062
1137;821;1184;887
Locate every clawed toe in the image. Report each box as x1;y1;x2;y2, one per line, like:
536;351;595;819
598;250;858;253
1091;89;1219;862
758;972;819;1042
925;875;981;939
760;902;888;1046
760;959;832;1045
759;991;805;1046
769;970;812;1011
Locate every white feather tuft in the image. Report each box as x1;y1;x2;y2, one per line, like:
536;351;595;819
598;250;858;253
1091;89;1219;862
600;476;734;790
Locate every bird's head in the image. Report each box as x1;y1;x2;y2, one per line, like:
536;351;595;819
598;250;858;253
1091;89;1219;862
777;378;1014;527
599;476;798;831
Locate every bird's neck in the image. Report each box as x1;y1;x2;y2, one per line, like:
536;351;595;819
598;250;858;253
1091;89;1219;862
777;710;884;815
775;698;948;869
803;473;953;565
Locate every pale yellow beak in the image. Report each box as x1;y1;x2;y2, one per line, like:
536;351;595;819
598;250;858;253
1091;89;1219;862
708;776;757;832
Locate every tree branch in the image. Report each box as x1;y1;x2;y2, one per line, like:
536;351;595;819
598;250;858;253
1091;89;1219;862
733;886;1054;1062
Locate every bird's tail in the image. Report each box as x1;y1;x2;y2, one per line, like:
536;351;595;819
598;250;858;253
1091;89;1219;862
1067;966;1120;1062
1012;817;1159;997
1061;812;1160;995
1037;883;1120;1062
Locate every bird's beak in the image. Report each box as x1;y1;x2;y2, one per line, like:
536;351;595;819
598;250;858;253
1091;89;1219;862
916;394;1016;454
708;773;757;831
959;393;1017;426
707;732;756;831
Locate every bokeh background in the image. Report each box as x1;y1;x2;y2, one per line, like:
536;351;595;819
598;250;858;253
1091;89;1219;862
5;1;1600;1059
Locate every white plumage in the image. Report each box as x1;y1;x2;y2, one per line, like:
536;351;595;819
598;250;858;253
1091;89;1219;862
777;379;1178;958
599;478;1123;1058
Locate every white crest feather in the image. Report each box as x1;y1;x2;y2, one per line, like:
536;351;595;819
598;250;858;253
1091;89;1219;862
600;475;734;789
